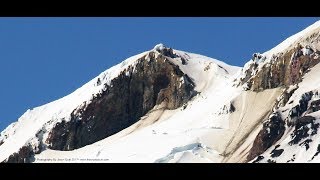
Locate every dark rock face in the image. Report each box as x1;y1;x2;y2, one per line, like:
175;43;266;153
1;128;45;163
311;144;320;160
307;98;320;114
155;47;176;58
286;154;296;162
46;50;197;151
287;91;315;126
35;128;46;151
288;116;319;145
240;44;320;91
248;89;320;162
229;103;235;113
3;144;40;163
252;155;264;163
299;139;312;151
247;113;285;162
0;140;3;146
270;147;284;158
218;103;235;115
267;159;276;163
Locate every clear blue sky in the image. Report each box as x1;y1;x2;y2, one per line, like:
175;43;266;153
0;17;319;131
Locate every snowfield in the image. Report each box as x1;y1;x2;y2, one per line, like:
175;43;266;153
32;48;241;163
0;44;241;163
1;20;320;163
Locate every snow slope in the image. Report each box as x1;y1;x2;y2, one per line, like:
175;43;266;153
34;20;320;163
263;20;320;58
2;20;320;163
0;50;149;162
251;63;320;163
32;48;247;163
0;44;240;163
34;71;240;163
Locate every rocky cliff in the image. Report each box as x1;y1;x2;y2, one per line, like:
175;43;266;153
2;21;320;163
46;49;197;151
239;27;320;162
1;46;198;162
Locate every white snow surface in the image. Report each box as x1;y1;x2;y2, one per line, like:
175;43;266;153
2;20;320;163
263;20;320;58
0;50;148;162
251;63;320;163
0;46;240;163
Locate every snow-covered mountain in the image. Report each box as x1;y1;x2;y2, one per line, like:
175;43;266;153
1;20;320;163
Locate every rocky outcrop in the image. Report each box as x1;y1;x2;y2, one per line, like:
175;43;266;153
311;144;320;160
270;145;284;158
288;116;318;145
218;102;235;115
242;39;320;162
247;113;285;162
2;140;42;163
236;29;320;92
250;89;320;162
307;99;320;114
3;145;35;163
249;45;320;91
46;49;197;151
287;91;314;125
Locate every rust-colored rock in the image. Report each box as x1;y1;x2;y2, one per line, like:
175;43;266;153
238;43;320;92
46;50;197;151
250;46;320;91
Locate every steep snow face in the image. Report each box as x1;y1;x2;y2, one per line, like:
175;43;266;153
173;50;239;92
0;45;240;163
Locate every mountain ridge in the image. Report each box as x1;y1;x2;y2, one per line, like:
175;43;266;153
0;44;238;162
1;20;320;163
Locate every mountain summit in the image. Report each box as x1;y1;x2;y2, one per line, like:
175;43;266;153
1;21;320;163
